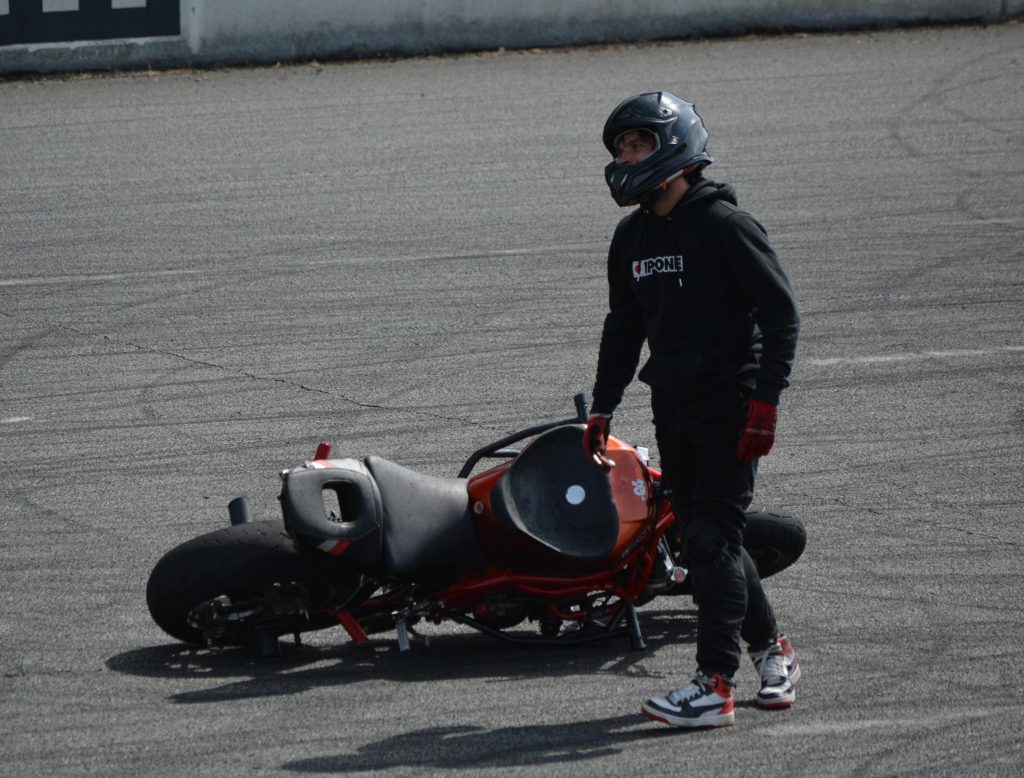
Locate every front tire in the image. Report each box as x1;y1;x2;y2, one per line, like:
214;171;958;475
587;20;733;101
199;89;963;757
146;519;357;645
743;509;806;580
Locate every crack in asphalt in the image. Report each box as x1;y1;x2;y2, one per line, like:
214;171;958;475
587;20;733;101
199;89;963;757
0;309;506;434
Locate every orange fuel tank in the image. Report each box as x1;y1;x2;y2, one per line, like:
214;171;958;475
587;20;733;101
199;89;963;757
467;429;655;575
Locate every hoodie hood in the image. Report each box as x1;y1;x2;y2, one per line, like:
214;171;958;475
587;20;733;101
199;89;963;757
667;178;738;216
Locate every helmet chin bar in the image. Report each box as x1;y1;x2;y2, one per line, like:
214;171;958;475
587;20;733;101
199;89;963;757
608;165;687;208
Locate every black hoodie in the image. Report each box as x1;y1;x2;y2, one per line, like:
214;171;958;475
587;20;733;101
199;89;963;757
591;179;799;414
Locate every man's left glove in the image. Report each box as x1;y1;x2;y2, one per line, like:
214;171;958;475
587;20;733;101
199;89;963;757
738;399;778;461
583;413;615;470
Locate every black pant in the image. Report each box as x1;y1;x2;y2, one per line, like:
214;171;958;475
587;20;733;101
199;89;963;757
653;388;779;677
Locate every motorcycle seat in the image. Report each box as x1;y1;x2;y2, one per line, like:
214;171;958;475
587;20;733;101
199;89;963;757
364;456;487;581
491;425;619;561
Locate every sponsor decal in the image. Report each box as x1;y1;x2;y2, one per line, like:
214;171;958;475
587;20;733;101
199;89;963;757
632;254;684;281
620;524;653;561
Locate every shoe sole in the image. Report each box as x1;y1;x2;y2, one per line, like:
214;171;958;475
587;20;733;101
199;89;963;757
641;704;736;728
756;686;796;709
756;696;795;710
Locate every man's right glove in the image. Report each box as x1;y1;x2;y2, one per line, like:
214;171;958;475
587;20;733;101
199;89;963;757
737;399;778;461
583;413;615;470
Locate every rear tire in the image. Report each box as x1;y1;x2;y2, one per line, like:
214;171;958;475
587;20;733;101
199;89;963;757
146;519;357;645
743;510;806;580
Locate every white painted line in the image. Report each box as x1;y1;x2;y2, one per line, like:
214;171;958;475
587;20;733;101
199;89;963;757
1;417;33;424
772;709;998;736
0;269;204;287
807;346;1024;367
0;244;605;287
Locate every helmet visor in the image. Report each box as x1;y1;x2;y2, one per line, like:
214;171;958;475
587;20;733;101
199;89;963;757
611;129;660;163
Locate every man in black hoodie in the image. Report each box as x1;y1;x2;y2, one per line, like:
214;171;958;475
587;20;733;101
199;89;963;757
583;92;801;728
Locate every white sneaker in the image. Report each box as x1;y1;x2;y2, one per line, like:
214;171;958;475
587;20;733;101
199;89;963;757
641;671;736;728
750;634;800;708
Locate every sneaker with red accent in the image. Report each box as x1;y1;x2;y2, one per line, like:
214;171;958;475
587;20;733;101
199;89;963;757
641;671;736;728
750;634;800;709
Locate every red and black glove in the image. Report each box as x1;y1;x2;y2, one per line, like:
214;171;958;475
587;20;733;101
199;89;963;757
583;413;615;470
738;399;778;461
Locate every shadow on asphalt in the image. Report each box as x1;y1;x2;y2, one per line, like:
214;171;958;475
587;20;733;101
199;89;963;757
106;609;697;705
278;712;703;773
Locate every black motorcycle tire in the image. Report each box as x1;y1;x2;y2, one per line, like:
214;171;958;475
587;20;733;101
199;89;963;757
146;519;357;646
743;509;807;580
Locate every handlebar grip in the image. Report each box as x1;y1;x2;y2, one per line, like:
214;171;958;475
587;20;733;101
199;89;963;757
574;393;589;422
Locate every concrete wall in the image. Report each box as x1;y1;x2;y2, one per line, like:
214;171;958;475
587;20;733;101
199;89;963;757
2;0;1022;75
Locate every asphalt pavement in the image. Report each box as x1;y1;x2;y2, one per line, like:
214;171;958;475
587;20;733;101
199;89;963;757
1;22;1022;777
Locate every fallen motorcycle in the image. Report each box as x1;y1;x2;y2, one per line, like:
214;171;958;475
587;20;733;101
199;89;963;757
146;395;806;656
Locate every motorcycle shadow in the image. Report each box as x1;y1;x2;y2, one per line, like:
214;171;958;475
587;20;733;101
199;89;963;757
107;607;696;706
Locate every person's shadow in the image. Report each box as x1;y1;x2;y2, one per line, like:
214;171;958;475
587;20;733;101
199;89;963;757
280;712;700;773
108;608;723;770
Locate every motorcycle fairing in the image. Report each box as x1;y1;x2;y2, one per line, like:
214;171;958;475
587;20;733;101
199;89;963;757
491;426;619;562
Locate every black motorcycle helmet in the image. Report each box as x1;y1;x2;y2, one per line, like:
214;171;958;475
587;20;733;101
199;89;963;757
603;91;714;207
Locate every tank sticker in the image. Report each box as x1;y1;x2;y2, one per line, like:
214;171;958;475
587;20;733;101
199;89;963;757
620;524;652;561
565;485;586;505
